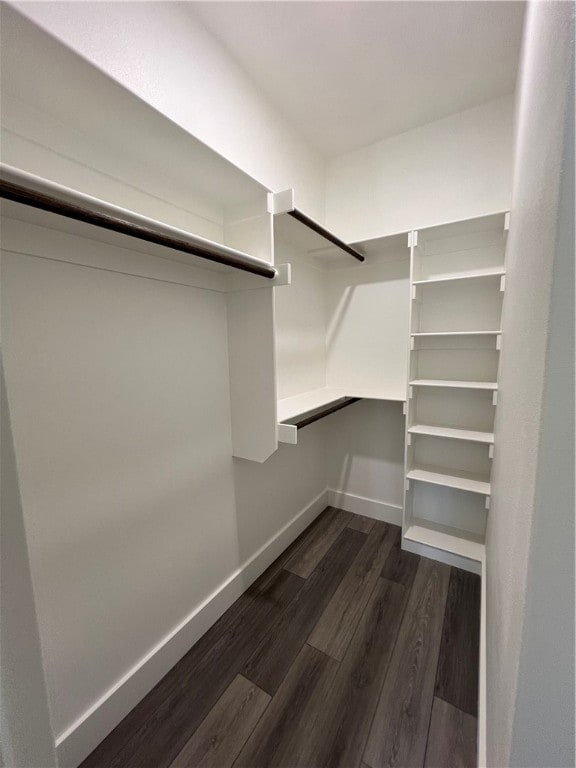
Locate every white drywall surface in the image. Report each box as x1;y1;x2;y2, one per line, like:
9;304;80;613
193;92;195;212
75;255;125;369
12;1;326;222
326;96;514;243
1;240;329;745
0;353;58;768
485;3;575;766
326;399;405;511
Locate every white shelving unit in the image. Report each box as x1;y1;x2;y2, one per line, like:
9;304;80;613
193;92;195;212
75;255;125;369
270;190;409;444
403;212;509;572
0;15;285;465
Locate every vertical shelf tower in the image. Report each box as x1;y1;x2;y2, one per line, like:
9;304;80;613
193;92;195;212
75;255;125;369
403;212;509;572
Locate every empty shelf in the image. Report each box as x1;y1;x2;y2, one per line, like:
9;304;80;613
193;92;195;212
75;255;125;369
277;386;405;423
406;466;491;495
410;379;497;390
412;267;505;285
277;386;405;444
404;520;485;562
282;396;361;429
408;424;494;443
411;330;501;337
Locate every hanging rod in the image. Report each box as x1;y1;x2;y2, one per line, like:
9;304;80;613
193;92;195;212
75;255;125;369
0;164;277;279
268;189;365;263
287;209;365;262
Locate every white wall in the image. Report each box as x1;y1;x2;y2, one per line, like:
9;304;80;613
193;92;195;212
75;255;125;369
0;353;57;768
326;95;514;242
326;400;405;523
485;3;574;766
12;1;327;221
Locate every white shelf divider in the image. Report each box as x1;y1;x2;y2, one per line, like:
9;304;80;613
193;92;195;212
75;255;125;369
408;424;494;444
407;465;491;495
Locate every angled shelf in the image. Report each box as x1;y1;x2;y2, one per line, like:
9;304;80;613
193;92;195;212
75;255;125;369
408;424;494;444
410;379;498;390
412;267;506;285
406;465;491;496
269;189;365;265
404;520;485;562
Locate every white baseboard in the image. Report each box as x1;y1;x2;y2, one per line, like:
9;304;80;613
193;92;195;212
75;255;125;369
56;488;330;767
328;489;403;526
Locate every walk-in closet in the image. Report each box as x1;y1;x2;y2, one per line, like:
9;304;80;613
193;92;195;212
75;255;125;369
1;3;573;768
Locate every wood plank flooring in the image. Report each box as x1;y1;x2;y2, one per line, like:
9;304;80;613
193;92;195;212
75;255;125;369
80;508;480;768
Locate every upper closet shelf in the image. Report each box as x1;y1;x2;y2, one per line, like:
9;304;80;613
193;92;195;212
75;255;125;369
277;386;405;444
0;164;278;281
269;189;365;266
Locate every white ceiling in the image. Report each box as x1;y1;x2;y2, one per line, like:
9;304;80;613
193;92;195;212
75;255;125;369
192;1;525;158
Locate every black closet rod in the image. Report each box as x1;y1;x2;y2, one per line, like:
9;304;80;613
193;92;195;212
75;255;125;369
288;208;365;262
0;164;278;280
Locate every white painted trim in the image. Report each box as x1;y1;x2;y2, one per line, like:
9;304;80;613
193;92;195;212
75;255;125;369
55;488;330;767
478;554;487;768
328;489;403;526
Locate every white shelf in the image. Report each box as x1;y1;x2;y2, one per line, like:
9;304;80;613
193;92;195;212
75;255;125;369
406;465;491;495
404;520;485;562
277;386;405;423
411;330;501;337
408;424;494;444
412;267;505;285
410;379;497;390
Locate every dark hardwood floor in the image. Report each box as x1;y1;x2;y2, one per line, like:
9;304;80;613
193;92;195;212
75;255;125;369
80;508;480;768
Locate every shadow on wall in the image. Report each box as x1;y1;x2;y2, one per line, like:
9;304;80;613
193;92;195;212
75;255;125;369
231;419;329;587
326;399;405;508
1;353;57;768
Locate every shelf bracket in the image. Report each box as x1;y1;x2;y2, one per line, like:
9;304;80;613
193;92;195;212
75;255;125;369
277;423;297;445
226;262;291;292
496;333;502;351
267;189;295;215
489;444;495;459
500;275;506;292
492;391;498;406
409;385;414;399
485;495;491;510
402;401;407;416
